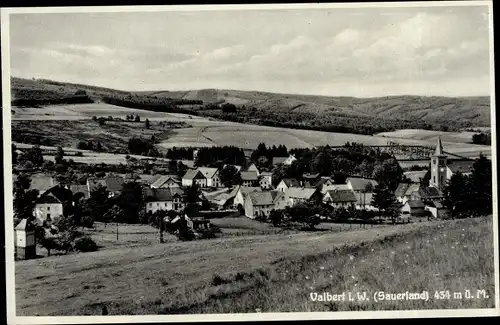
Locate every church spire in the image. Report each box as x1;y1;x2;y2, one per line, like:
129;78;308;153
434;136;444;156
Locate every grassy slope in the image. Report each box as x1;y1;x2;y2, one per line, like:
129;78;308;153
11;77;491;126
15;217;494;315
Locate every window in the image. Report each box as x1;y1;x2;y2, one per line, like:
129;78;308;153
47;206;50;211
47;214;51;221
433;176;436;183
156;203;159;207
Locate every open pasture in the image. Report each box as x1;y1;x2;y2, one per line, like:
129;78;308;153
14;217;494;315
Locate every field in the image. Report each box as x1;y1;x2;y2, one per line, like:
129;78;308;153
11;102;492;159
376;129;487;144
14;216;494;315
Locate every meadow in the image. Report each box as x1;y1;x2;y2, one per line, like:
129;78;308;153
11;103;492;159
14;216;494;315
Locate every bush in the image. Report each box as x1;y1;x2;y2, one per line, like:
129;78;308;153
74;236;99;252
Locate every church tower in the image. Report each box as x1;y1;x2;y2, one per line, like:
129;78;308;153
430;137;447;190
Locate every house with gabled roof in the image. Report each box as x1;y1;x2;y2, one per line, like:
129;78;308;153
323;189;357;208
276;178;300;192
401;200;426;217
395;183;421;204
143;187;185;213
241;171;259;187
182;169;207;188
284;187;323;206
244;190;287;219
197;167;221;188
233;185;262;208
150;175;181;188
346;177;378;193
245;163;260;177
33;185;72;224
259;171;273;190
87;175;124;198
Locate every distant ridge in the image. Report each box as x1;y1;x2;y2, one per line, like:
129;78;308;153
11;77;491;127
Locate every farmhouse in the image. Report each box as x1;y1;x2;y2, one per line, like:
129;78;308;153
150;175;181;188
33;185;71;224
203;188;235;210
283;154;298;166
346;177;378;193
314;177;335;191
284;187;322;206
354;192;378;211
87;175;124;198
241;171;259;187
259;171;273;190
425;200;449;219
182;169;207;188
395;183;421;204
276;178;300;192
244;190;287;219
198;167;221;188
143;187;185;213
322;189;357;208
401;200;426;217
302;173;321;187
233;185;262;208
245;163;260;176
411;186;443;203
321;183;351;194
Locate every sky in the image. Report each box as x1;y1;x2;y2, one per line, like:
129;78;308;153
8;4;492;97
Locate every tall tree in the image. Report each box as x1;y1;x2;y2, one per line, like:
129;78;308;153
469;154;492;216
27;145;44;166
372;159;403;192
219;165;242;187
371;184;402;222
443;172;471;219
55;146;65;165
145;118;150;129
13;174;39;223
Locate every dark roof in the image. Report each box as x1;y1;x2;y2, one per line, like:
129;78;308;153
418;186;443;198
403;171;428;183
314;177;333;188
448;160;475;174
395;183;421;197
241;171;259;181
15;219;36;231
183;169;205;180
346;177;378;191
70;184;90;199
303;173;320;180
427;200;445;209
29;175;57;192
105;176;125;192
407;200;425;208
286;187;318;200
280;178;300;187
144;187;184;202
272;156;288;165
325;190;357;203
248;190;285;206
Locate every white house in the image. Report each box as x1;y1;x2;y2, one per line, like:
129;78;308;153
198;167;221;188
346;177;378;193
283;154;298;166
284;187;322;207
259;172;273;190
246;163;260;177
244;190;287;219
182;169;207;188
143;188;185;213
241;171;259;187
34;186;65;224
276;178;300;192
354;192;378;211
233;186;262;208
322;189;357;209
394;183;421;204
151;175;181;188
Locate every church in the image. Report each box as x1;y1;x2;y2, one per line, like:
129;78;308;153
396;137;475;219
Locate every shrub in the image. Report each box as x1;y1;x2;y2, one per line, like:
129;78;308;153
74;236;99;252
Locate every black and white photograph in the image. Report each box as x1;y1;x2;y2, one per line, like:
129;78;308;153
2;1;499;323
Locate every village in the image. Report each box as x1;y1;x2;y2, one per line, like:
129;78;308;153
13;134;487;260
